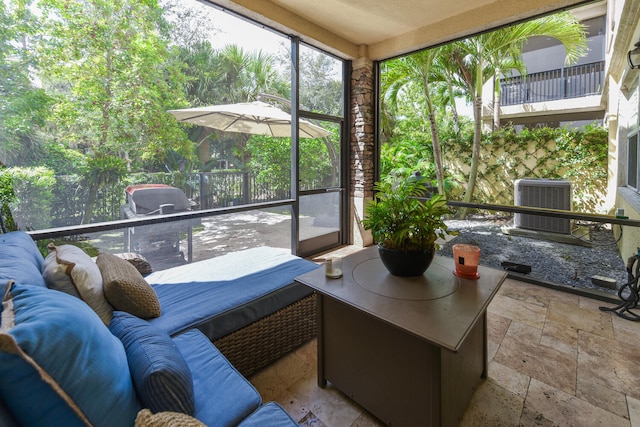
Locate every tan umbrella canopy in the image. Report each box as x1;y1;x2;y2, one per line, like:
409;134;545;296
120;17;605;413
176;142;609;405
167;101;331;138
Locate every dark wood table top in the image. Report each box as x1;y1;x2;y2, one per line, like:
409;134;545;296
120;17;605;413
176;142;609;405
295;246;507;352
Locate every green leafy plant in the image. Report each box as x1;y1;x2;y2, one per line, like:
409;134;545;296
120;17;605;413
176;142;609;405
362;176;456;251
0;167;17;231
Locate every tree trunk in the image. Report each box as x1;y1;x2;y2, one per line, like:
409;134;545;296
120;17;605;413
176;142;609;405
459;95;482;219
82;183;99;225
422;89;445;195
493;70;501;131
446;78;461;136
427;110;445;196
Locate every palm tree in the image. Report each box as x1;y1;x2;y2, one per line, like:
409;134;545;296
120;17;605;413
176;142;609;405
489;13;587;130
453;12;587;217
382;48;446;195
431;44;468;136
176;44;290;168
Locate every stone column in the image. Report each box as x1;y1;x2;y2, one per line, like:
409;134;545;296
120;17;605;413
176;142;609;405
350;57;375;247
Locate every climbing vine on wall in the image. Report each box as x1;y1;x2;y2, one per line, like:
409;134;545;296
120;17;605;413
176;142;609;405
443;124;608;213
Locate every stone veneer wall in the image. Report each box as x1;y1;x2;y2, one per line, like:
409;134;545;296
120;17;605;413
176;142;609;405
350;58;375;246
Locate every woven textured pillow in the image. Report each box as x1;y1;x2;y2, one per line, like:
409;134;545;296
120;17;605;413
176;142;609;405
114;253;153;276
42;243;113;324
0;282;141;427
109;311;195;415
135;409;205;427
97;253;161;319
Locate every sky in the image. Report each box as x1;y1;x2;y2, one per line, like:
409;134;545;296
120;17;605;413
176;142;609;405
169;0;287;54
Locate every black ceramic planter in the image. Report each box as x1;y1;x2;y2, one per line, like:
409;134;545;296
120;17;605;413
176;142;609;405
378;244;436;277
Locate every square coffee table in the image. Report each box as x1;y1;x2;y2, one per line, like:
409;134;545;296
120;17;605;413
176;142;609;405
295;246;506;427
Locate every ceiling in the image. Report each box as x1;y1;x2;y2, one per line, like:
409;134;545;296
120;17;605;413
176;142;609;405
206;0;594;60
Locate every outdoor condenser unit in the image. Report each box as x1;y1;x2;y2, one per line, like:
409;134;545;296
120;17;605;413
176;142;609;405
514;178;572;234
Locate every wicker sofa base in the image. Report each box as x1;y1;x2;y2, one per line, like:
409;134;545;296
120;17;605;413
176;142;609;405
213;292;317;377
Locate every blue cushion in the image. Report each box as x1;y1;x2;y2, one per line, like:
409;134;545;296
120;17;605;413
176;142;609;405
0;283;141;427
147;256;318;339
0;398;20;427
109;311;195;415
0;231;46;289
238;402;299;427
172;330;262;427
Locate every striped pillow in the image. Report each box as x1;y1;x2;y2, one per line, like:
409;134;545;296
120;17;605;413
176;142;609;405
109;311;195;415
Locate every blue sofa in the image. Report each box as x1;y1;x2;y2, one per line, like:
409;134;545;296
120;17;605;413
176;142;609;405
0;231;317;427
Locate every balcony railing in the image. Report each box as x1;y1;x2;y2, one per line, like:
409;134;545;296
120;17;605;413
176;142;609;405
500;61;605;106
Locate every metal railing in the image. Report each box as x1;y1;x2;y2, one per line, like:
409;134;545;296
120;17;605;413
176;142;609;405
500;61;605;106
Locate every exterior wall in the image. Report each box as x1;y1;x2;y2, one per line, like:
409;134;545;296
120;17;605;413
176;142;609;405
481;5;607;129
606;0;640;258
497;95;603;121
350;58;375;247
616;188;640;259
522;34;605;73
443;135;608;213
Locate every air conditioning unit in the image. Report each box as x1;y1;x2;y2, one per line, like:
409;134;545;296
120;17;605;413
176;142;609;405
514;179;572;234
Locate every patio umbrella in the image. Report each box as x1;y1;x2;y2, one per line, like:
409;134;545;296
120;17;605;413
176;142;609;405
167;101;331;138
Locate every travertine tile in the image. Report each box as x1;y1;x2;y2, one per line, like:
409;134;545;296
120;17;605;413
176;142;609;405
488;311;511;344
547;300;614;338
577;375;629;420
295;338;318;366
249;343;315;402
350;411;385;427
458;379;524;427
488;360;530;397
628;395;640;427
298;410;328;427
580;295;614;310
578;330;640;401
495;321;576;395
498;278;580;308
611;314;640;344
506;319;543;341
522;378;629;427
488;293;548;329
488;338;500;361
288;377;363;427
541;319;578;356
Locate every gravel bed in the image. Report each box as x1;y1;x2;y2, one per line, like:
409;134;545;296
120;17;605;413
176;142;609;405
439;215;628;296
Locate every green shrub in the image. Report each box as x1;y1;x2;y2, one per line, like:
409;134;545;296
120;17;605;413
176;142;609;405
8;167;56;230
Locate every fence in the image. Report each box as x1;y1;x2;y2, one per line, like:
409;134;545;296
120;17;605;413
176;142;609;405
18;171;291;230
500;61;605;106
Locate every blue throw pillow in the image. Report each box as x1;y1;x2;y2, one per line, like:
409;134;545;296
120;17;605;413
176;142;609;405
0;283;141;427
0;231;46;289
109;311;195;416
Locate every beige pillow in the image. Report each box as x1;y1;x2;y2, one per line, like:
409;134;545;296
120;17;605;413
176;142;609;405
42;243;113;324
96;253;161;319
135;409;206;427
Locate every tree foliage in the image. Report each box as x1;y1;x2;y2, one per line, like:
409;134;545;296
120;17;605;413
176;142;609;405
0;0;53;166
35;0;193;167
381;11;589;217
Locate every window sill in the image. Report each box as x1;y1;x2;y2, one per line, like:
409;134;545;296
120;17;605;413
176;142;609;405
618;187;640;214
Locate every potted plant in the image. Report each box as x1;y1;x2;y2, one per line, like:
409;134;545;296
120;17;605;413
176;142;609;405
361;175;456;276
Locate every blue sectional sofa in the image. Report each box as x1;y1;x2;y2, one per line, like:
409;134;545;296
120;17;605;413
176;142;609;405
0;231;319;427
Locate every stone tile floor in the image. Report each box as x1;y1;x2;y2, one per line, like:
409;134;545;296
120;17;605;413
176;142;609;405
249;278;640;426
